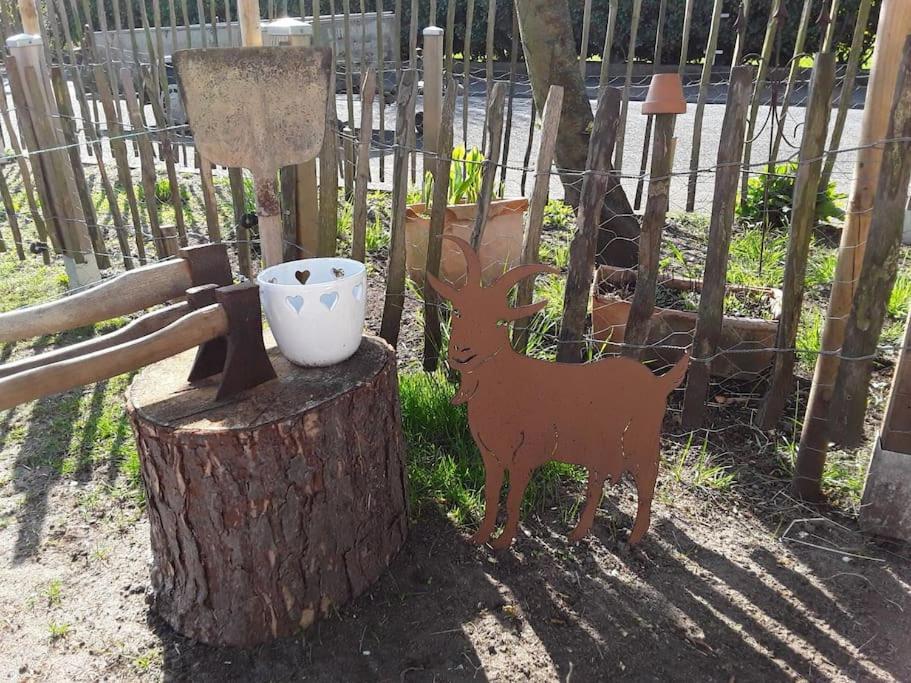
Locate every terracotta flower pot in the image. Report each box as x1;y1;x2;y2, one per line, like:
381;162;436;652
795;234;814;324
591;265;782;379
405;197;529;287
642;73;687;115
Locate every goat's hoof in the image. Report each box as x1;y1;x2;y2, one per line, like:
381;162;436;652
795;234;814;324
468;530;492;545
567;527;589;543
489;533;514;551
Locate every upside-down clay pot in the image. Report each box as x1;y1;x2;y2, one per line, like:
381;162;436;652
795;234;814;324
404;197;529;287
641;73;687;115
257;257;366;367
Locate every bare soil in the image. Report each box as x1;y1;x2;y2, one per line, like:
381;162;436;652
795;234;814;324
2;192;910;681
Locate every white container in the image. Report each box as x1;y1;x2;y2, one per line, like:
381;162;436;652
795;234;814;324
257;257;366;367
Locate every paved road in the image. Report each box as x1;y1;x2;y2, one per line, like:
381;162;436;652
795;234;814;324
349;90;862;214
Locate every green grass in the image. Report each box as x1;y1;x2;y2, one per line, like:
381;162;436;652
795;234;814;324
44;579;63;606
400;372;586;529
669;434;735;492
47;621;71;640
726;228;788;289
888;271;911;319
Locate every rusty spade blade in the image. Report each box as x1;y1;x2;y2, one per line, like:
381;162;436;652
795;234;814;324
174;46;332;178
174;46;332;267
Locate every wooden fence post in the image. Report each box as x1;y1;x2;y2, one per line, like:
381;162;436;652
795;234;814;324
597;0;618;90
768;0;813;166
622;112;677;359
634;0;668;210
423;77;457;371
513;85;564;354
759;54;837;430
828;39;911;447
820;0;875;190
351;67;376;262
6;19;100;287
380;69;417;346
470;82;505;250
795;0;911;501
613;0;641;173
681;66;755;428
685;0;723;212
556;88;621;364
423;25;443;175
578;0;592;78
739;0;783;211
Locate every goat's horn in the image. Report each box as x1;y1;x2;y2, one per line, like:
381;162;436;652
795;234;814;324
490;263;560;297
426;271;460;304
440;235;481;287
501;299;549;322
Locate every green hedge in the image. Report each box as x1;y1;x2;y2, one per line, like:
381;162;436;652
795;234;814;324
75;0;879;66
395;0;879;66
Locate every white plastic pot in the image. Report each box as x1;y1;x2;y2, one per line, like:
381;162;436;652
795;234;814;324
257;257;366;367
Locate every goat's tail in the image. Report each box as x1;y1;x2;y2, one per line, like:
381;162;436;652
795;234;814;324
659;352;690;394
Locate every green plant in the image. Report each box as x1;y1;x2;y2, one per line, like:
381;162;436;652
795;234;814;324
727;228;788;289
420;146;484;212
44;579;63;606
737;163;845;230
48;621;71;640
543;200;575;232
136;178;189;206
670;434;734;492
888;271;911;319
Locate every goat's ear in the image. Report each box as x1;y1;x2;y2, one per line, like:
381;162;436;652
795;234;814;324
426;273;460;303
502;299;548;321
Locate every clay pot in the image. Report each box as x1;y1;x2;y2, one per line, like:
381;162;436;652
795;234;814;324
591;265;781;379
642;73;687;115
405;198;528;287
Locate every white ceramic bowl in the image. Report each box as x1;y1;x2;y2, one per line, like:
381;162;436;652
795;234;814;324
257;257;366;367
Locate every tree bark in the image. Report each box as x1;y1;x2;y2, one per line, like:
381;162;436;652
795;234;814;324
514;0;640;267
127;335;408;647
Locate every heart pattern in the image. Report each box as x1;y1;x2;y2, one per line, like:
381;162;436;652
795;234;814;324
320;291;339;311
352;283;365;301
294;269;311;285
286;295;305;314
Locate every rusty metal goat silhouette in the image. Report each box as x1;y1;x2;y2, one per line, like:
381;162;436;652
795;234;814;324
427;236;689;549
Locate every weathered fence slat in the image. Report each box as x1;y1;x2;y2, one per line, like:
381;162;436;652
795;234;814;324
470;82;506;250
352;68;376;262
614;0;641;173
462;0;475;146
579;0;592;78
380;69;417;346
598;0;618;90
758;53;837;430
685;0;724;212
634;0;668;210
679;66;756;428
499;3;520;191
829;40;911;446
556;87;621;364
513;85;564;354
769;0;813;166
622;114;677;359
198;156;222;243
423;77;457;371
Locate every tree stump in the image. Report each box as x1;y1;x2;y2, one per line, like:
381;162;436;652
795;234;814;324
126;334;407;647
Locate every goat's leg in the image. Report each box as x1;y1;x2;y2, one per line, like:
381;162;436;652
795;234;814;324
629;459;659;545
469;462;505;545
568;469;606;542
490;467;531;550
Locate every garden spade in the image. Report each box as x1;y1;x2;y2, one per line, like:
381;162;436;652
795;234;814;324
174;46;332;267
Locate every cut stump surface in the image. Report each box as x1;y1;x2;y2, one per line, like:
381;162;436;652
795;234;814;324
127;334;407;648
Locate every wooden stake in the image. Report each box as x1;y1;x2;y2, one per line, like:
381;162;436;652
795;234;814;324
556;88;621;364
461;0;474;146
351;67;375;262
423;77;457;371
513;85;564;354
614;0;641;173
685;0;723;212
634;0;668;210
769;0;813;166
622;113;676;359
681;66;754;428
829;39;911;447
380;69;417;346
499;4;520;191
578;0;592;78
598;0;618;90
470;82;505;250
795;0;911;501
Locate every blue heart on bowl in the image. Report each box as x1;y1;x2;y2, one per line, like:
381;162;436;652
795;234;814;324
285;295;305;314
320;291;339;311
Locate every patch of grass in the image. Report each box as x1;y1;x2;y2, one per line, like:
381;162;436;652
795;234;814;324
822;451;868;509
727;228;788;289
796;309;824;372
48;621;71;640
806;247;838;289
669;435;735;492
542;200;575;232
44;579;63;607
888;271;911;319
133;648;162;673
540;239;570;270
400;371;585;528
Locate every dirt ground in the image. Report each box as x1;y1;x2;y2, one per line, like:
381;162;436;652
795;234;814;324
2;426;911;682
2;193;911;681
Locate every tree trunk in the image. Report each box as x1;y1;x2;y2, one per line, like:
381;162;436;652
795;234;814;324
127;335;408;647
514;0;640;267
